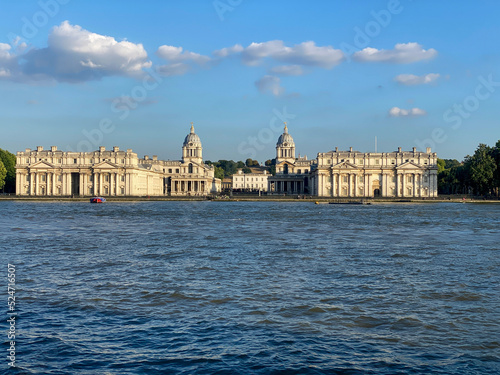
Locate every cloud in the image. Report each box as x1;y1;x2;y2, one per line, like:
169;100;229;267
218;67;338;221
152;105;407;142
26;21;151;82
0;43;16;78
0;21;152;83
213;44;244;58
156;45;210;64
389;107;427;117
255;75;284;96
353;43;437;64
156;45;211;76
241;40;344;68
269;65;303;76
395;73;440;85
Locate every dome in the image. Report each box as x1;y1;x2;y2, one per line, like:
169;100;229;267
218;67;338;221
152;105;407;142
276;123;295;146
183;124;202;146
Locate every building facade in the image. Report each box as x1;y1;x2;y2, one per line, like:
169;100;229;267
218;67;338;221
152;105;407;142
269;124;438;198
232;170;268;191
15;125;221;197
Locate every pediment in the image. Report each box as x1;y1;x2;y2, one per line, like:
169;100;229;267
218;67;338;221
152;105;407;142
93;161;119;169
331;161;358;169
396;161;423;170
30;161;55;169
276;160;295;167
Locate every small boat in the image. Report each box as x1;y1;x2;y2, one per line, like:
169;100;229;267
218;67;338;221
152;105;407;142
90;197;106;203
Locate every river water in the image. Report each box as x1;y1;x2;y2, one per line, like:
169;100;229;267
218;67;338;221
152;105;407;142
1;201;499;374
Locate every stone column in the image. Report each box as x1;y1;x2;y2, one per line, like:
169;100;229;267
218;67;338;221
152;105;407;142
413;173;416;197
401;173;406;197
99;173;103;196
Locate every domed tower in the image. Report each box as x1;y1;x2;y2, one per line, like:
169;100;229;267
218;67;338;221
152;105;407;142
276;122;295;163
182;123;203;164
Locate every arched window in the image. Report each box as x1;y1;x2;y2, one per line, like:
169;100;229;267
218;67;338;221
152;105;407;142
188;163;193;173
284;164;289;174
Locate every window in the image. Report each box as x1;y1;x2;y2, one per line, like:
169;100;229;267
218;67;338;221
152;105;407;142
343;176;348;183
358;176;363;183
120;188;125;194
407;175;412;183
298;169;301;174
105;175;109;182
168;169;172;173
41;175;46;182
188;163;193;173
176;169;179;173
121;175;125;182
26;175;29;181
104;187;109;195
424;160;428;165
74;159;77;164
375;159;380;165
89;175;93;182
391;159;395;165
121;159;125;164
58;175;62;182
423;176;428;183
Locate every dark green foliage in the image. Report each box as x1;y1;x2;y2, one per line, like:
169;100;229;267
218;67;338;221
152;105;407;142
0;160;6;190
245;158;260;167
0;149;16;193
437;140;499;196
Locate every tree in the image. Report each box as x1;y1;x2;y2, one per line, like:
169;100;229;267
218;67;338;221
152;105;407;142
0;160;6;191
464;144;497;195
0;149;16;193
242;167;252;173
245;158;259;167
236;161;245;169
494;140;500;195
214;166;225;181
264;159;273;166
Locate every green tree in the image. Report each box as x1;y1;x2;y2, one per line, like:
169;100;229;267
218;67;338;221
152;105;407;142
214;166;225;181
245;158;259;167
236;161;245;169
464;144;497;195
242;166;252;173
0;149;16;193
0;159;6;191
494;140;500;195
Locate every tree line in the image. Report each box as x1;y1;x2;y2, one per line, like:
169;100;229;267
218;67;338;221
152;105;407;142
438;140;500;196
205;158;266;180
0;149;16;193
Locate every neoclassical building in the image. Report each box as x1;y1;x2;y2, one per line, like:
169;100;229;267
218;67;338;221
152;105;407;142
268;124;438;198
15;124;221;197
232;170;268;191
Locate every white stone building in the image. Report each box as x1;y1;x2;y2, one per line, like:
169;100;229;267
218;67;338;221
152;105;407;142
15;125;221;197
268;124;438;198
232;170;268;191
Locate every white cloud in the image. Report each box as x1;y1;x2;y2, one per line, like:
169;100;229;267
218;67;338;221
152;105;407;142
395;73;440;85
389;107;427;117
241;40;344;68
255;75;284;96
213;44;243;58
3;21;152;83
156;45;210;64
156;45;210;76
269;65;303;76
353;43;437;64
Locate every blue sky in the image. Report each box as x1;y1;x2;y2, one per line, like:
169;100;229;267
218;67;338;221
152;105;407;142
1;0;499;162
